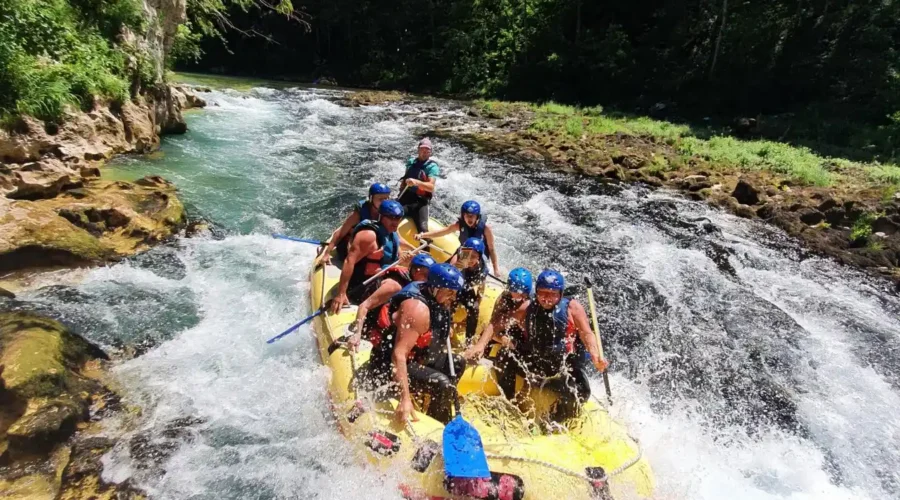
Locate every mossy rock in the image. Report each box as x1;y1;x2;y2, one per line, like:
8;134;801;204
0;313;105;400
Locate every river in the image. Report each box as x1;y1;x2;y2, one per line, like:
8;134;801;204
9;85;900;499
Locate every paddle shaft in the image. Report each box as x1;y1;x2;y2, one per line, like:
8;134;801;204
272;234;324;246
584;277;612;404
267;242;426;344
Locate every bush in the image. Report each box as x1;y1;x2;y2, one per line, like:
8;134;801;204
0;0;144;123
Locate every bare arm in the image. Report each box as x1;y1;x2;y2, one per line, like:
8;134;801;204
568;300;607;371
392;300;431;422
320;211;361;262
406;175;436;194
351;279;402;338
417;222;459;241
331;231;377;313
484;225;500;275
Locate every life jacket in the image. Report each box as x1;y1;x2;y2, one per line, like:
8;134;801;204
354;199;376;222
349;220;400;289
523;298;578;371
459;247;487;288
369;282;452;369
337;200;377;257
458;215;487;246
400;158;438;201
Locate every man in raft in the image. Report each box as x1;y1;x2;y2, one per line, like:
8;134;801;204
318;182;393;264
347;253;436;351
463;267;533;363
464;269;609;422
330;199;415;312
358;263;466;424
397;138;439;235
415;200;501;276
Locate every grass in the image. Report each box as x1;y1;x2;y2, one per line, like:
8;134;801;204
476;99;900;189
170;71;283;92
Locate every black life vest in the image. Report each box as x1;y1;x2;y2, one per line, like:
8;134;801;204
369;282;452;370
400;158;438;202
349;220;400;289
458;215;487;245
522;297;578;373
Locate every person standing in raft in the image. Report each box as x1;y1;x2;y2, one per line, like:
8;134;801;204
398;138;439;235
463;267;533;362
330;200;416;312
415;200;501;276
469;269;608;422
318;182;392;265
452;237;489;341
347;253;436;351
358;263;466;424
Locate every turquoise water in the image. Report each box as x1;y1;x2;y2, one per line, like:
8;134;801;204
9;85;900;499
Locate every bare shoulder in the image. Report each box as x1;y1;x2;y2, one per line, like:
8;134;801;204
397;298;430;330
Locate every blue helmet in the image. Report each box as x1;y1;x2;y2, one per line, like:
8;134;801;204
507;267;533;295
410;253;436;270
461;237;485;255
461;200;481;217
369;182;391;196
379;199;404;218
426;263;464;291
536;269;565;291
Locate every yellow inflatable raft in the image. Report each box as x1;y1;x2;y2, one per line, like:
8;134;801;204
309;218;655;499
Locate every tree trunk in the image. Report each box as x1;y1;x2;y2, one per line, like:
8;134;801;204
709;0;728;78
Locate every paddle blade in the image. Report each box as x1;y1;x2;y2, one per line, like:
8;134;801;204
443;415;490;479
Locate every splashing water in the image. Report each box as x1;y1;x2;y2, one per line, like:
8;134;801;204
7;85;900;499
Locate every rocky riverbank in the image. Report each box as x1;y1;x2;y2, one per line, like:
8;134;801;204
0;85;205;277
336;90;900;287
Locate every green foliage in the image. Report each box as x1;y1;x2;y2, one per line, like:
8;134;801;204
0;0;141;122
678;137;835;187
866;164;900;185
170;23;204;66
850;212;880;245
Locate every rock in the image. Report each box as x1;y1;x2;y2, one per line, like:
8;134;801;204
601;166;622;180
823;207;847;227
681;175;712;192
873;216;899;235
797;207;825;225
817;197;839;212
0;116;55;164
6;397;83;452
120;99;158;153
6;159;78;200
756;203;775;219
731;178;761;205
0;178;185;272
79;166;100;179
612;154;646;170
733;203;756;219
0;287;14;299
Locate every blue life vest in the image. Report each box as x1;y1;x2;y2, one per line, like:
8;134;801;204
349;220;400;288
354;199;376;222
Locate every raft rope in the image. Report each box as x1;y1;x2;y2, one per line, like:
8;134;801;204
398;403;644;488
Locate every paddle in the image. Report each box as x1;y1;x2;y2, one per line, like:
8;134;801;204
266;242;427;344
272;234;324;246
583;276;613;405
442;330;491;479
